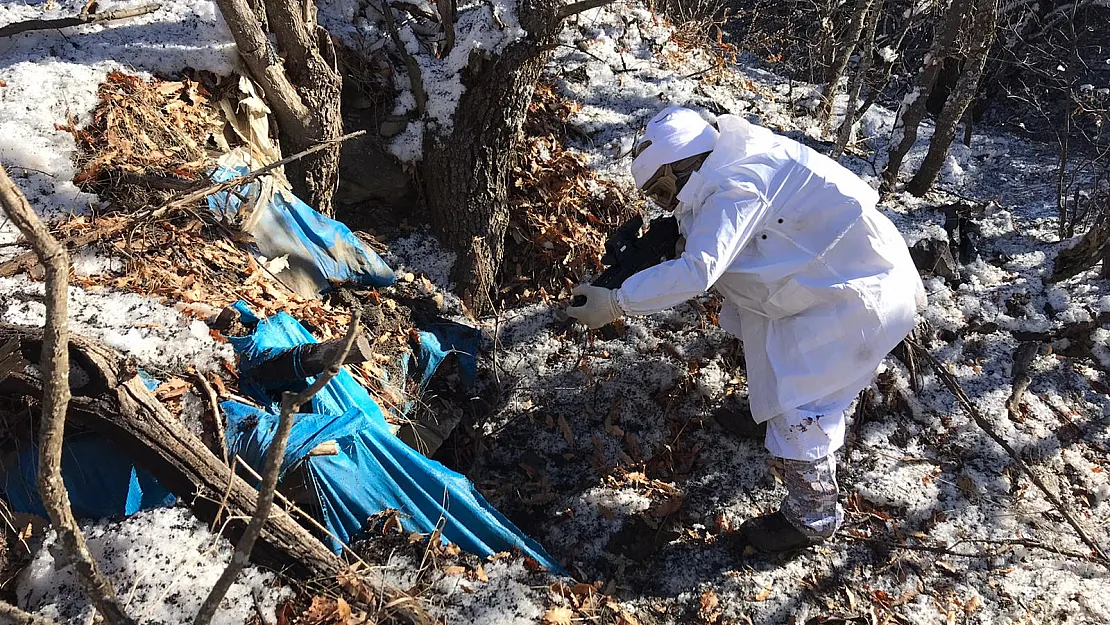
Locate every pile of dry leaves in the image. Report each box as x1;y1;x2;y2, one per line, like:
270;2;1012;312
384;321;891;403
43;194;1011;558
60;70;226;211
502;79;638;308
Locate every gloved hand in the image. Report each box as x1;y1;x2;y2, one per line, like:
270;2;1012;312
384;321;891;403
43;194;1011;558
567;284;622;329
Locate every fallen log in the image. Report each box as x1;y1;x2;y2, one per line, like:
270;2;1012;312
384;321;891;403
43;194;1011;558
0;324;340;580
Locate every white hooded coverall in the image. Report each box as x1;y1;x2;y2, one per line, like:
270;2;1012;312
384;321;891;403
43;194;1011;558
615;115;925;464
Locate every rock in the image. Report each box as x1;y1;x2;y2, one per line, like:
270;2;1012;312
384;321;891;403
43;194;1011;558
910;237;961;283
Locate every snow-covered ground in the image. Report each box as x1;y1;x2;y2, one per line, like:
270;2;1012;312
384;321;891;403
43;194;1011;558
1;0;1108;623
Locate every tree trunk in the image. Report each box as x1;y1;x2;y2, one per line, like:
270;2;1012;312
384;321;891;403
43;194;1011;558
817;0;875;124
905;0;998;196
215;0;342;215
420;0;565;315
832;0;882;159
881;0;973;191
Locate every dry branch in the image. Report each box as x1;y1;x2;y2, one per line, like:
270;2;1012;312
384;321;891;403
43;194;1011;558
909;339;1110;568
189;370;228;465
437;0;456;56
383;2;428;117
0;130;365;279
0;167;134;624
0;4;160;38
557;0;616;20
0;600;56;625
195;306;363;625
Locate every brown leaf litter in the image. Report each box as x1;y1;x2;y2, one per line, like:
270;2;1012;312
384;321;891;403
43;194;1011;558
502;77;638;308
59;70;228;212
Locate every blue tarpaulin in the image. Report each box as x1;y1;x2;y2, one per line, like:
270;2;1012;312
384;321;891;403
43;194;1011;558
207;156;395;298
3;373;175;519
224;304;561;572
3;435;175;519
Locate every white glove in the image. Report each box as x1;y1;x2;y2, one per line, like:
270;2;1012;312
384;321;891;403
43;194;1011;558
567;284;622;329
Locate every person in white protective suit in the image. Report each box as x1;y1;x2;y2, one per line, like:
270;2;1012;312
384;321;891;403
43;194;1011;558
567;106;926;553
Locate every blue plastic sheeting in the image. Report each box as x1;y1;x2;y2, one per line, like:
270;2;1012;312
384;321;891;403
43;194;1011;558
224;304;561;572
3;435;175;519
207;161;395;297
409;322;481;392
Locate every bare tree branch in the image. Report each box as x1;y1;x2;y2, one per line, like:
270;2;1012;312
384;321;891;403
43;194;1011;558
194;306;363;625
909;339;1110;569
437;0;457;57
557;0;615;20
0;600;56;625
555;0;617;20
382;1;428;117
0;4;160;38
0;166;134;624
189;370;229;465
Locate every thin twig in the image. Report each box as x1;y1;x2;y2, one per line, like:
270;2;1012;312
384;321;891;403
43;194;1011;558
194;307;362;625
849;534;1099;562
0;4;160;37
382;1;427;117
0;601;56;625
908;339;1110;569
0;130;366;279
557;0;616;20
1;166;134;624
189;370;228;465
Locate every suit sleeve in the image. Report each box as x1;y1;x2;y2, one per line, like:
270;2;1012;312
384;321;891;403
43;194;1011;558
614;182;766;315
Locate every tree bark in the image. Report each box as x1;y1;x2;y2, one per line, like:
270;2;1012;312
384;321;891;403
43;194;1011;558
420;0;568;314
905;0;998;196
881;0;973;190
818;0;875;125
214;0;342;215
1048;200;1110;283
832;0;882;159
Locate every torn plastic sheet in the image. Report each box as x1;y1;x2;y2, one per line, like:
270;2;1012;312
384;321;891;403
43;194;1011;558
223;303;561;572
206;149;395;298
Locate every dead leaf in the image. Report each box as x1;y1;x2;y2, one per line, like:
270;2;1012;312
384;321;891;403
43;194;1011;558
755;584;772;602
443;565;466;576
557;415;574;445
542;606;574;625
475;564;489;583
699;589;720;623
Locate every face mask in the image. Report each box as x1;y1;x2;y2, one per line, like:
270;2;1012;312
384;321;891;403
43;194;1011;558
642;163;679;209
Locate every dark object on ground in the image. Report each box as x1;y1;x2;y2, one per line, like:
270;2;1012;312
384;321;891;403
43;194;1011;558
571;214;681;337
710;394;767;439
910;237;961;283
738;510;820;554
246;333;375;387
943;203;982;265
